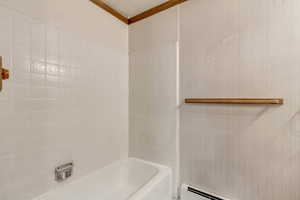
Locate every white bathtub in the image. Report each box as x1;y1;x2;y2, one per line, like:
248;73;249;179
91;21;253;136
33;158;172;200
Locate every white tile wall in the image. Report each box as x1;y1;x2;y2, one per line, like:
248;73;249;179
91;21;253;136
180;0;300;200
0;0;128;200
129;7;179;198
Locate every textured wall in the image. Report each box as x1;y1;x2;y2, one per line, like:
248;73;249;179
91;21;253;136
129;7;179;197
0;0;128;199
180;0;300;199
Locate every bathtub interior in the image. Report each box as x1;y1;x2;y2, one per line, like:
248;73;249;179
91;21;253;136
34;159;161;200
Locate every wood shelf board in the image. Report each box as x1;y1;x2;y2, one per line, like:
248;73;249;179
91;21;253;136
185;98;284;105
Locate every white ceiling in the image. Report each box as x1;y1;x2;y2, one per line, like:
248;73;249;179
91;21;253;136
102;0;169;18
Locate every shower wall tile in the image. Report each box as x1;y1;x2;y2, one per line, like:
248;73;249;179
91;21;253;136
180;0;300;200
0;0;128;200
129;7;178;197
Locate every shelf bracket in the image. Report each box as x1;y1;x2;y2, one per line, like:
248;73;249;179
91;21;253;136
0;56;10;92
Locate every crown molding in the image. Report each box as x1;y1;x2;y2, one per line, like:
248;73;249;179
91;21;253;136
90;0;129;24
128;0;187;24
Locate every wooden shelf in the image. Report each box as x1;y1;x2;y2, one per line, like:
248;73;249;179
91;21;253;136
185;98;284;105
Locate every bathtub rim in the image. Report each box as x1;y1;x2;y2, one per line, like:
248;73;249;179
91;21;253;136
128;158;172;200
32;157;172;200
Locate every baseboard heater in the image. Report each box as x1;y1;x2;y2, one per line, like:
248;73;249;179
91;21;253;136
187;186;225;200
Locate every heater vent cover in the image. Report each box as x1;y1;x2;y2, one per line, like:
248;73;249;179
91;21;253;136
188;187;225;200
181;184;230;200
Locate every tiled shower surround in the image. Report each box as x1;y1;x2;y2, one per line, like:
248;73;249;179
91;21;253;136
0;0;128;199
2;0;300;200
